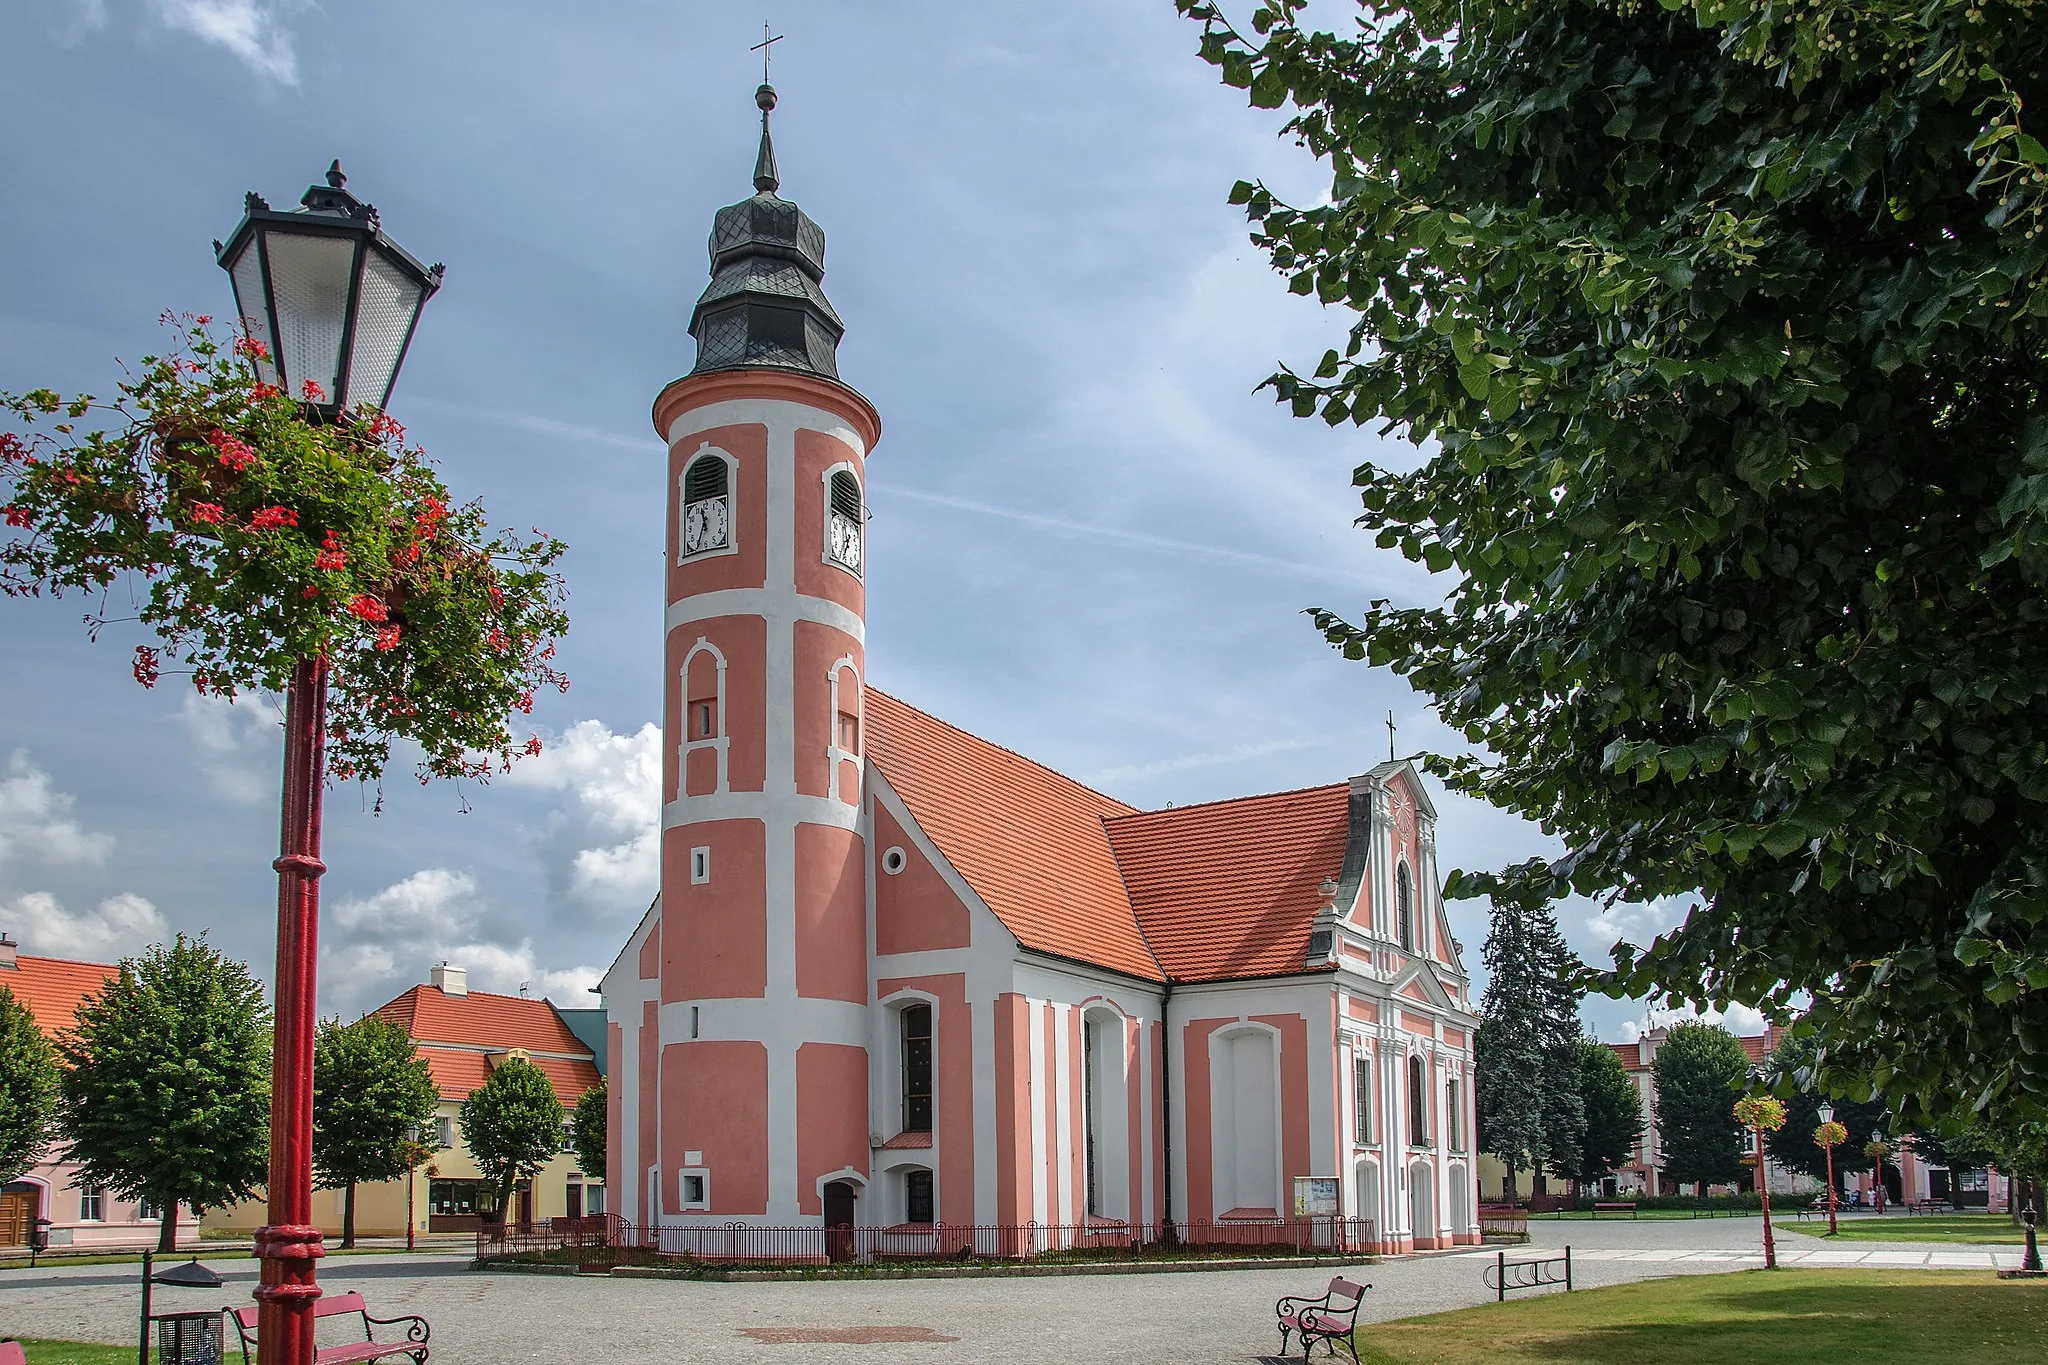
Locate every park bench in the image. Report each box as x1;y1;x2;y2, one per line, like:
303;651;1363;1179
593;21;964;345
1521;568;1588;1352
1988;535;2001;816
1908;1199;1947;1216
1;1339;24;1365
1592;1201;1638;1218
1478;1205;1529;1237
1274;1276;1369;1363
228;1292;430;1365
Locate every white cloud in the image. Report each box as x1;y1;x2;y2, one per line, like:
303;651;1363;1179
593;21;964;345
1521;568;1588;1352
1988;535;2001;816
505;720;661;910
1619;1000;1771;1043
5;889;168;962
146;0;298;84
323;867;600;1016
178;693;278;804
0;752;114;870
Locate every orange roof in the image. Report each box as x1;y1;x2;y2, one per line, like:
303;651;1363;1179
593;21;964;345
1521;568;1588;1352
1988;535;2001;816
0;953;118;1037
1106;785;1350;982
373;983;598;1105
1607;1041;1643;1069
864;688;1162;981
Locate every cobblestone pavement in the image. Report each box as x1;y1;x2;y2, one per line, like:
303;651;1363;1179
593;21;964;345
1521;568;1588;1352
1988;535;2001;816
0;1218;2020;1365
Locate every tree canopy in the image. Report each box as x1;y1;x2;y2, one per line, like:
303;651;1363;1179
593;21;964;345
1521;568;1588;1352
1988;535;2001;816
457;1058;563;1219
1764;1033;1889;1185
313;1014;440;1247
570;1078;606;1191
1475;900;1584;1192
0;984;59;1185
1573;1036;1646;1186
1180;0;2048;1125
1652;1021;1750;1192
55;935;270;1250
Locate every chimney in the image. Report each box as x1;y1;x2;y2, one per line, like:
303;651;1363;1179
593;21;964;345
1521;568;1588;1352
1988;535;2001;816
430;963;467;997
0;933;16;970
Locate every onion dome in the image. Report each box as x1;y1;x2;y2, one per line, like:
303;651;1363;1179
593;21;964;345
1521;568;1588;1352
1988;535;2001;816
688;83;845;378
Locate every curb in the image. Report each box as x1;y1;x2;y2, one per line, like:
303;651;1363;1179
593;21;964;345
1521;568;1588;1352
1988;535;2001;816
476;1254;1378;1282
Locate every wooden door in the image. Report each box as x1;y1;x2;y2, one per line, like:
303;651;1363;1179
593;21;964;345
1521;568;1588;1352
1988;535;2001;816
0;1188;37;1247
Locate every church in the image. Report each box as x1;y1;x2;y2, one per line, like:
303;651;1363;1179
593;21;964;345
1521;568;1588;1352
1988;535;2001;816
596;82;1483;1257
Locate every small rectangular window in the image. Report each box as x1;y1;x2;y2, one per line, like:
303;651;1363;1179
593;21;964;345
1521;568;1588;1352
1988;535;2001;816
1447;1079;1465;1152
562;1121;578;1154
78;1184;103;1222
694;701;716;738
690;1005;700;1039
836;710;859;752
681;1173;707;1208
905;1169;934;1225
435;1116;453;1148
691;847;710;885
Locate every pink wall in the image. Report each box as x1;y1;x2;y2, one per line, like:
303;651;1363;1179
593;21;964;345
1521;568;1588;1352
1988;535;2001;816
879;973;976;1228
666;422;768;598
1149;1019;1164;1227
795;1042;869;1215
873;803;970;954
661;1040;769;1215
791;619;861;799
638;923;660;980
638;1001;658;1215
1179;1018;1228;1224
792;427;866;615
663;819;766;1001
1066;1010;1084;1225
1043;1005;1062;1220
994;993;1030;1227
794;822;867;1003
1181;1013;1312;1224
1124;1015;1144;1227
664;616;767;798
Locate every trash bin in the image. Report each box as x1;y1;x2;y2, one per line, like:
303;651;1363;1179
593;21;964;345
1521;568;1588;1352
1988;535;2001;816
151;1310;223;1365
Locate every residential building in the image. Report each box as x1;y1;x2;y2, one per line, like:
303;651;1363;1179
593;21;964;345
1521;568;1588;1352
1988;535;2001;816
0;935;197;1251
598;87;1484;1256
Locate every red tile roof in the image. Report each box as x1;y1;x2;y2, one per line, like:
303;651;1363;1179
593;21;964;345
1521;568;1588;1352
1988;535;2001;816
0;953;118;1037
373;984;599;1105
1107;785;1350;983
864;688;1161;981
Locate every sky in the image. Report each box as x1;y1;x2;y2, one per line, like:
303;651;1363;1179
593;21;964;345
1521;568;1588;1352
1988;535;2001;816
0;0;1754;1042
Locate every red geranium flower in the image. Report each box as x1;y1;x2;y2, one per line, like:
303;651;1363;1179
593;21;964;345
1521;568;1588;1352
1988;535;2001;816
132;645;160;689
300;379;326;402
375;624;403;651
235;336;271;362
190;502;225;525
249;506;297;531
348;594;387;623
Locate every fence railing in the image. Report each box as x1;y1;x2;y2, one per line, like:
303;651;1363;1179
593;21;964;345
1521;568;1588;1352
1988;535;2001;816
474;1215;1376;1268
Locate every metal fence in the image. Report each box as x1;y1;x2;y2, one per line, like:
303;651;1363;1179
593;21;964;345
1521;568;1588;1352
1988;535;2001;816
475;1215;1376;1268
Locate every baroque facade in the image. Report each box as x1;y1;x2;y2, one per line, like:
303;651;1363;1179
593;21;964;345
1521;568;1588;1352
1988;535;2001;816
598;87;1482;1255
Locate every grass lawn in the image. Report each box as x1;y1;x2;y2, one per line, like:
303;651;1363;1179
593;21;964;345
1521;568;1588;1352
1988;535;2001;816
5;1343;134;1365
1352;1269;2044;1364
1783;1213;2025;1244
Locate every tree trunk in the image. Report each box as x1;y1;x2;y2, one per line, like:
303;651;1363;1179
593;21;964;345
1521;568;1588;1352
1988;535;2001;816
1696;1180;1706;1200
342;1181;357;1249
156;1202;177;1253
1504;1169;1519;1202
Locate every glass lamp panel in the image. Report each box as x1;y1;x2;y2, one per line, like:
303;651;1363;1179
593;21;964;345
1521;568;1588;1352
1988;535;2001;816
225;241;278;386
347;247;426;412
260;230;356;404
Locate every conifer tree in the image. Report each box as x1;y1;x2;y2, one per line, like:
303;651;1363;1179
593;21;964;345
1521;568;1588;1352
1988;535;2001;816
1652;1021;1749;1196
56;935;270;1250
1476;901;1583;1196
313;1014;440;1248
0;984;59;1185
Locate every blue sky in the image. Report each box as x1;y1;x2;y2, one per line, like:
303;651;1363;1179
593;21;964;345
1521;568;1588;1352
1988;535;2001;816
0;0;1742;1040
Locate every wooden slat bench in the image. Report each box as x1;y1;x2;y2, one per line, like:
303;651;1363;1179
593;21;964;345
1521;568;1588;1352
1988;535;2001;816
1478;1205;1529;1237
1592;1201;1639;1218
1275;1277;1369;1364
228;1292;430;1365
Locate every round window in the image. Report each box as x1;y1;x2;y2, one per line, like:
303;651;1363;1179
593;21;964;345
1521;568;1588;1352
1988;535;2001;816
882;847;907;875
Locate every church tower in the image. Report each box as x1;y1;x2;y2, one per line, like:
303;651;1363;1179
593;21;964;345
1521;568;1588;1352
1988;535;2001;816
649;81;880;1223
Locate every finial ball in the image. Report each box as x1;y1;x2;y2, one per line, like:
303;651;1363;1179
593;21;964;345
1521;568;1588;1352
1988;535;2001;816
326;159;347;189
756;82;777;113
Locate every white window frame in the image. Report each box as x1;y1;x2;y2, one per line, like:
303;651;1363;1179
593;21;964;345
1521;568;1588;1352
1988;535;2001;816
827;656;862;803
690;846;711;885
677;444;739;563
820;461;864;579
679;637;729;796
678;1168;710;1211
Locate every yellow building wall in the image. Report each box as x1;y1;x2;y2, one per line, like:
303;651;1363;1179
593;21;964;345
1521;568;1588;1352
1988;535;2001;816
201;1099;602;1237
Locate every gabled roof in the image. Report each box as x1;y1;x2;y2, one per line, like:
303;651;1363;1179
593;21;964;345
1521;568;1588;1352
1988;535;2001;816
863;688;1161;981
372;983;599;1105
0;953;118;1037
1105;785;1350;983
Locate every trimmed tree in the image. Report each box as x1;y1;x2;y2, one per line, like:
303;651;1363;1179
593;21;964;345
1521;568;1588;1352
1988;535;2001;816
1178;0;2048;1124
1573;1037;1645;1192
312;1014;440;1248
0;984;59;1184
1475;900;1583;1197
570;1078;606;1196
1652;1022;1750;1196
56;935;270;1250
457;1058;563;1223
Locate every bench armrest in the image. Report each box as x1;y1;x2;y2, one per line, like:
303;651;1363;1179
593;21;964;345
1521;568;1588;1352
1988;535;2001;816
364;1312;432;1346
1275;1293;1326;1318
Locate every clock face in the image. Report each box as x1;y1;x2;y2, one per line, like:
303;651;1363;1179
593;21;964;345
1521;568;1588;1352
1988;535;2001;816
828;511;862;572
683;496;728;555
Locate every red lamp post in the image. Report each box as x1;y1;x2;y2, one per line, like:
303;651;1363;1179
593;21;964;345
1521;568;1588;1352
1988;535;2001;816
214;165;441;1365
1817;1103;1842;1236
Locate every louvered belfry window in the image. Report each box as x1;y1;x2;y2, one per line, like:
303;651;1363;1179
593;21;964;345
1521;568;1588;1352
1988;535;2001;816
681;454;731;557
826;469;863;574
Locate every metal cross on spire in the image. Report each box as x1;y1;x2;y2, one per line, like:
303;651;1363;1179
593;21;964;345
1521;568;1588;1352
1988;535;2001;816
751;22;783;84
1387;711;1397;761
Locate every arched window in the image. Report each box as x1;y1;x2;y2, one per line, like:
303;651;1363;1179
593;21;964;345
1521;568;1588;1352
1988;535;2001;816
681;451;732;558
1395;862;1414;953
825;468;863;574
1408;1054;1429;1149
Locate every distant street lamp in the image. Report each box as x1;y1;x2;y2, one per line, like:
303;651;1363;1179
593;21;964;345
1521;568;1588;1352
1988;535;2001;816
214;162;441;1365
1815;1103;1845;1236
1734;1094;1787;1270
1864;1134;1891;1215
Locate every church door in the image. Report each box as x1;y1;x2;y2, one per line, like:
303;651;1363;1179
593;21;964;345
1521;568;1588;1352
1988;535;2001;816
823;1181;856;1262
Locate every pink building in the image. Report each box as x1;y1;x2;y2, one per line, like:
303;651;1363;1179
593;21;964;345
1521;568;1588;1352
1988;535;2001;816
0;937;197;1251
597;87;1482;1256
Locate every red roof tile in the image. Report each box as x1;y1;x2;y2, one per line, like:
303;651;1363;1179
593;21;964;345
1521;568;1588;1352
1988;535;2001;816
0;954;118;1037
864;688;1161;981
1107;786;1350;983
417;1047;599;1106
373;984;598;1105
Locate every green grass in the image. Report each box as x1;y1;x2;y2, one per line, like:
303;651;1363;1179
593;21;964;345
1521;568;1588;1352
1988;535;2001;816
1352;1269;2046;1364
5;1342;136;1365
1782;1213;2026;1245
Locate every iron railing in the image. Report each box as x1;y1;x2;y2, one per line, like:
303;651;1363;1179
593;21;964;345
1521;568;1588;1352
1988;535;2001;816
475;1214;1377;1268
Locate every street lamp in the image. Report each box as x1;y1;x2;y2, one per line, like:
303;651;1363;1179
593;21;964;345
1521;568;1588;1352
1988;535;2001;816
216;163;441;1365
214;161;443;421
1816;1103;1842;1236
